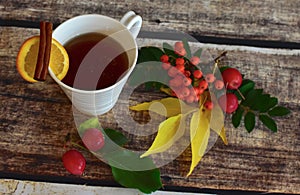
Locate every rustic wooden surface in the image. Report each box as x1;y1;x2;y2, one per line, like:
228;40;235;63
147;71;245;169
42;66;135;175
1;0;300;43
0;1;299;194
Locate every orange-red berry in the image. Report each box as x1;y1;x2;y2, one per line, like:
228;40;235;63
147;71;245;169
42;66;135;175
198;80;208;90
176;58;185;65
175;41;184;49
198;88;204;95
168;67;179;77
204;101;214;110
183;77;192;86
190;56;200;66
175;47;186;56
169;75;183;88
205;73;216;83
175;64;185;72
184;70;191;77
180;87;190;97
160;54;169;63
185;94;195;103
162;62;171;70
191;87;199;96
214;80;224;90
193;69;203;79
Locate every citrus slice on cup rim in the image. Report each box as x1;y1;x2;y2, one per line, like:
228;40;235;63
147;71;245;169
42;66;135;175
16;36;69;82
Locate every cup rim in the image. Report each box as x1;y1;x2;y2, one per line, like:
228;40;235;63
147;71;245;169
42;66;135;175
49;14;138;94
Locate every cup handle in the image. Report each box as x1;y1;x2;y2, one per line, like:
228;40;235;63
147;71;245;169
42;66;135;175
120;11;142;39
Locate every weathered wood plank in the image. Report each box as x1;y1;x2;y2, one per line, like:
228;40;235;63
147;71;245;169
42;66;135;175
1;0;300;43
0;27;299;193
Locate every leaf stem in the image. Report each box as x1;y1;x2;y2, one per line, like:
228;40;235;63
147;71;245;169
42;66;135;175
214;51;227;63
237;89;246;100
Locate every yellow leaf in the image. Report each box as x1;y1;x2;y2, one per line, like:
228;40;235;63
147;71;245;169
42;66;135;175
208;96;227;145
130;97;196;117
187;109;210;177
140;114;185;158
160;87;173;96
219;126;228;145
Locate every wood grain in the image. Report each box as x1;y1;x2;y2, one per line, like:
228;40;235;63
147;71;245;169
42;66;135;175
0;27;299;193
1;0;300;43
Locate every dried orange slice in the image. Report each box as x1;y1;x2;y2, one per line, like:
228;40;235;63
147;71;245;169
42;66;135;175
16;36;69;82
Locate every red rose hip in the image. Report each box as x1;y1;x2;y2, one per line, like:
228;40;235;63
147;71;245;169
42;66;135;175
218;93;239;113
222;68;242;89
82;128;105;151
62;149;86;175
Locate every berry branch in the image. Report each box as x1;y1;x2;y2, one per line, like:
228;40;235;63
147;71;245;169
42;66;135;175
131;40;290;133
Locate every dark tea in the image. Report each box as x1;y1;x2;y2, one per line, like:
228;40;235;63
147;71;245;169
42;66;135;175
62;32;129;90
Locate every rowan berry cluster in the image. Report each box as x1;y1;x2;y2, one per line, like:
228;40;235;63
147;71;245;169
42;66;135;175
160;41;226;110
160;41;244;113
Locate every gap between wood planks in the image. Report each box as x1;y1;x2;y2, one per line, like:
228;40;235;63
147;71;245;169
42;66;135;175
1;19;300;50
137;38;300;56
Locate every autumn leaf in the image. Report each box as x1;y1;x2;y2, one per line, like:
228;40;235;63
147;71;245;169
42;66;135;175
208;98;227;145
140;114;185;158
199;92;227;145
130;97;196;118
218;127;228;145
188;108;210;176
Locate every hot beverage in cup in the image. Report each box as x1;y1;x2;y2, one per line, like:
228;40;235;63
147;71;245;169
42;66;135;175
49;11;142;115
62;32;129;90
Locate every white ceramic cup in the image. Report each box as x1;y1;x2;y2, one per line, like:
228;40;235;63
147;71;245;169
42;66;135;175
49;11;142;115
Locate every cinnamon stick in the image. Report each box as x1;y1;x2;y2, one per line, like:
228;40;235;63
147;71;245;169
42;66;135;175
34;21;52;81
40;22;53;80
34;21;46;81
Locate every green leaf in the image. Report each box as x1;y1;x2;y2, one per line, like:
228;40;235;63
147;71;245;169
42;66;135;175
259;114;277;132
130;47;169;89
241;89;263;107
232;106;244;128
259;97;278;112
235;79;255;100
193;48;202;58
109;150;162;194
104;128;128;147
268;106;291;116
144;81;166;91
219;66;230;73
138;47;164;63
78;117;101;136
244;111;255;133
252;94;271;111
111;166;162;194
163;42;176;57
182;38;192;59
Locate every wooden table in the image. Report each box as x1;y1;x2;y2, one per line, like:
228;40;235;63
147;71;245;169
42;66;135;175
0;0;299;194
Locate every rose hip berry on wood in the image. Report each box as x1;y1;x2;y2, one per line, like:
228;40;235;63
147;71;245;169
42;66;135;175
82;128;105;152
62;149;86;175
218;93;239;113
222;68;242;89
